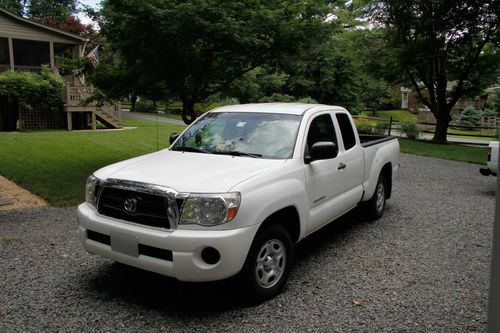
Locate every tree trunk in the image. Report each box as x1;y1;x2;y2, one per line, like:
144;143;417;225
130;95;137;112
432;105;452;144
181;99;197;125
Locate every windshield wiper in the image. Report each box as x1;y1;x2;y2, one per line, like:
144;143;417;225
213;150;262;158
171;146;211;154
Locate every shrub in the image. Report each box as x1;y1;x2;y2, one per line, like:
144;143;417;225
355;118;374;134
134;99;156;113
202;97;240;112
297;96;318;104
373;121;389;135
0;66;64;111
258;93;295;103
401;121;420;140
458;106;482;128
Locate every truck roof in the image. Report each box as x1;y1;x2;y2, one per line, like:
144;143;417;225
211;103;348;115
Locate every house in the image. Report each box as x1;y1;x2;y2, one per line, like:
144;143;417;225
0;8;121;131
400;84;500;114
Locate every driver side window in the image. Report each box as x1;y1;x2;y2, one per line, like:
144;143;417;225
306;114;337;152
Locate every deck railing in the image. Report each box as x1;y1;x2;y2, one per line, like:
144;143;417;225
0;64;10;73
65;83;122;125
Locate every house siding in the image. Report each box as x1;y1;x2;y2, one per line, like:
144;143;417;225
0;14;80;44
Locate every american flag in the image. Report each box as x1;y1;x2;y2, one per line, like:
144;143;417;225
86;46;99;67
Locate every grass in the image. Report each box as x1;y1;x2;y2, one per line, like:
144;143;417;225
0;117;185;206
399;138;487;165
370;110;418;122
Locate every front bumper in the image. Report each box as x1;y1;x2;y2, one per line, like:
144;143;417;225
77;203;259;282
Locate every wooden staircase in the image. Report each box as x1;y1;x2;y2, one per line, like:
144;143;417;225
63;80;122;130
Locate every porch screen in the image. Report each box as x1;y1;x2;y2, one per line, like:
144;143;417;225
12;39;50;67
0;38;9;65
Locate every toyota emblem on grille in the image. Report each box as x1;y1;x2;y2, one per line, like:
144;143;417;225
124;197;139;213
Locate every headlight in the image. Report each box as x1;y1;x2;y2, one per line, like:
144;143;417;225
180;192;240;226
85;175;101;207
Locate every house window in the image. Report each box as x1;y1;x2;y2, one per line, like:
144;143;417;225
0;38;9;65
12;39;50;67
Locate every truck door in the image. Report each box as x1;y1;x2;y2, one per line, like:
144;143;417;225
304;112;352;234
334;112;365;209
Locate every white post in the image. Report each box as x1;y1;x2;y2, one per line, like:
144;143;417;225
8;37;14;70
488;154;500;332
49;41;55;69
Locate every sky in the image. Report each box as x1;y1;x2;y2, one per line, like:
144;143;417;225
77;0;101;26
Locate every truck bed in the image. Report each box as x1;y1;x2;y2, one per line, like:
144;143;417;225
359;134;398;148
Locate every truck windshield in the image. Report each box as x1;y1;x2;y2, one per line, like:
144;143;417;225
171;112;302;159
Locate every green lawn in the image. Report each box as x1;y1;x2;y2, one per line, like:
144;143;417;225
399;138;487;164
0;118;185;206
371;110;418;122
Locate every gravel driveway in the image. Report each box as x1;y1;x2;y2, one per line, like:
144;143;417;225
0;153;495;332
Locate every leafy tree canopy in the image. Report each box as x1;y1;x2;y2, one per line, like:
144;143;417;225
364;0;500;143
98;0;334;123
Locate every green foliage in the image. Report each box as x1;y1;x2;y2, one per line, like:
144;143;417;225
27;0;77;27
0;67;64;111
373;121;389;135
99;0;332;124
368;0;500;143
297;97;318;104
483;108;496;118
134;100;156;113
0;0;23;14
259;93;296;103
458;106;482;127
401;121;420;140
226;67;289;103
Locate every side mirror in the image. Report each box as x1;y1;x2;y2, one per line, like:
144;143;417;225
169;133;180;145
305;141;338;164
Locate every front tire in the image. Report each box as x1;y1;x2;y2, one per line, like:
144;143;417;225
241;224;293;302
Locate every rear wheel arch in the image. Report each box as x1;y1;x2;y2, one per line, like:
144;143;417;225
380;163;392;199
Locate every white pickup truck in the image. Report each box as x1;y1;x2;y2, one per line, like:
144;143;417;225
77;103;399;300
479;141;498;176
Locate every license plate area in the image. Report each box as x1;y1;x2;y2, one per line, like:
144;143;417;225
110;231;138;257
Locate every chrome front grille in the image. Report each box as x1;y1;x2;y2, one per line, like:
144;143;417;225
96;179;184;229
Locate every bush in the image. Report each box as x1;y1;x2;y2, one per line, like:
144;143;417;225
258;93;295;103
355;118;374;134
134;99;156;113
373;121;389;135
0;66;64;111
297;96;318;104
401;121;420;140
458;106;482;128
202;97;240;112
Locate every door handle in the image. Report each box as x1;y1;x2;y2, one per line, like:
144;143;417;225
338;163;346;170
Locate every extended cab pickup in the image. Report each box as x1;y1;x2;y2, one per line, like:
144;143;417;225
77;103;399;300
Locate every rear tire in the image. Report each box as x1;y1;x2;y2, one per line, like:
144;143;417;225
366;174;387;220
241;224;293;302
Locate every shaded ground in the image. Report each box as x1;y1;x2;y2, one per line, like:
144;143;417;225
0;154;495;332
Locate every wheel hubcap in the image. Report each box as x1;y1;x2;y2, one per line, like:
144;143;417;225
376;182;385;212
255;239;286;288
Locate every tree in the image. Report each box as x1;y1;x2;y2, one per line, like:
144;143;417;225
27;0;77;27
0;0;25;15
99;0;332;124
367;0;500;143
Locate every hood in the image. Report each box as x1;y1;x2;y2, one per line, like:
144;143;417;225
94;150;287;193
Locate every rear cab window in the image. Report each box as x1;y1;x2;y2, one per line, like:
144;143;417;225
335;113;357;151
